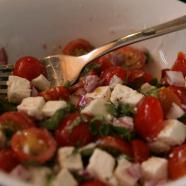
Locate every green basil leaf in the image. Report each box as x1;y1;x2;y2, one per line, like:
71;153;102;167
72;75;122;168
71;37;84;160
105;102;118;117
118;104;135;117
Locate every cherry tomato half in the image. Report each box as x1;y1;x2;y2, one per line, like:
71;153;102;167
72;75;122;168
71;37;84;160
168;144;186;179
0;112;35;136
172;52;186;77
0;149;19;172
63;39;94;56
100;66;127;85
131;139;149;163
115;46;147;69
80;180;108;186
97;136;132;156
55;113;93;147
13;56;46;81
134;96;164;140
39;86;70;101
11;128;57;164
159;87;181;114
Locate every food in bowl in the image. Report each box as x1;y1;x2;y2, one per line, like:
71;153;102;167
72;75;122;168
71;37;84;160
1;38;186;186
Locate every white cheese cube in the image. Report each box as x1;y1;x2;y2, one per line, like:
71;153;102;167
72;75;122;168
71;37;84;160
166;103;184;119
30;167;52;186
141;157;168;180
42;100;67;117
17;97;45;120
87;148;115;183
166;71;185;87
81;98;112;120
148;140;170;153
58;147;83;171
85;86;111;101
7;75;31;104
109;75;123;89
157;119;186;146
32;74;50;91
52;169;78;186
114;157;140;186
110;84;143;106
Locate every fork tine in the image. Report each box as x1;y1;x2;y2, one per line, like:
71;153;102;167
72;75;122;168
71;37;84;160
0;72;10;78
0;89;7;94
0;81;7;86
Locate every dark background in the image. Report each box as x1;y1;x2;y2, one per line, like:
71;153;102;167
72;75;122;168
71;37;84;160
180;0;186;2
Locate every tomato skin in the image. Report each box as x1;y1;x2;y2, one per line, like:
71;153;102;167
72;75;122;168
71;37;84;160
134;96;164;140
0;149;19;172
172;52;186;77
131;139;149;163
127;69;152;88
116;46;147;69
13;56;46;81
97;136;132;156
100;66;127;85
168;144;186;179
169;86;186;106
159;87;181;114
11;128;57;164
97;54;114;71
80;180;108;186
55;113;93;147
39;86;70;101
0;112;35;134
63;39;93;56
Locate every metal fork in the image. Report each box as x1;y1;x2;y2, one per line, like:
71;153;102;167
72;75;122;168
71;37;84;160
1;15;186;96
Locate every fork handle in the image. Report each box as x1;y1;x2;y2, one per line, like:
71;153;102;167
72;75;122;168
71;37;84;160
86;15;186;61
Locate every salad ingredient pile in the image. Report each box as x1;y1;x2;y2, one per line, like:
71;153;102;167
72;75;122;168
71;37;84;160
1;38;186;186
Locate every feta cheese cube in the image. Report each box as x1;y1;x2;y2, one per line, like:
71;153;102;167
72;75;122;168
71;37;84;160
87;148;115;183
110;84;143;106
32;74;50;91
148;140;170;153
17;97;45;119
85;86;111;101
42;100;67;117
157;119;186;146
141;157;168;180
7;75;31;104
114;157;140;186
30;167;52;186
109;75;123;89
166;103;184;119
81;98;112;120
58;147;83;171
52;169;78;186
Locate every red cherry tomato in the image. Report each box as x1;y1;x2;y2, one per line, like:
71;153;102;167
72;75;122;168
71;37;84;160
80;180;108;186
127;69;152;88
97;136;132;156
159;87;181;114
115;46;147;69
97;54;114;71
0;112;35;135
11;128;57;164
134;96;164;140
55;113;93;147
63;39;94;56
131;139;149;163
168;144;186;179
13;56;46;81
0;149;19;172
172;52;186;77
100;66;127;85
169;86;186;106
39;86;70;101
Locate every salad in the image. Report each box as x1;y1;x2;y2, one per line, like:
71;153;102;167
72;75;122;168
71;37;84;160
1;38;186;186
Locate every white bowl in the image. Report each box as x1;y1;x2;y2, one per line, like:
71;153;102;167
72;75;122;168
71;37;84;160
0;0;186;185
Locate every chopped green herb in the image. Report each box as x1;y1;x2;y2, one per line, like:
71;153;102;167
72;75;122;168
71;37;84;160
178;114;186;123
105;102;118;117
0;99;16;114
63;81;71;88
118;104;135;117
39;102;75;130
80;148;94;158
82;62;100;75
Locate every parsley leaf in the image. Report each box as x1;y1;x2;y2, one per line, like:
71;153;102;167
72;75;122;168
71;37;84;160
82;62;100;75
105;102;118;117
118;104;135;117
